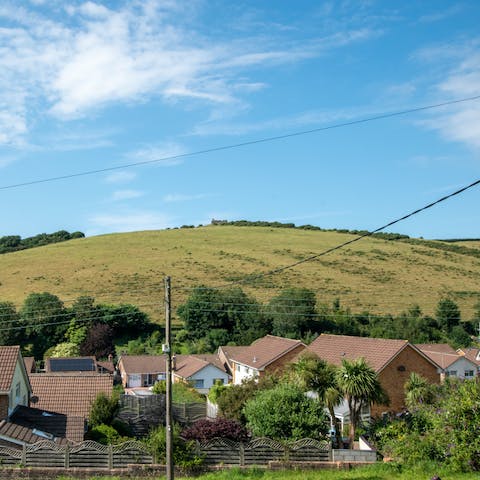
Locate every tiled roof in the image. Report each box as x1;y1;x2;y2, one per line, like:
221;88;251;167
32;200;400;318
461;347;480;365
308;334;410;372
225;335;305;370
29;373;113;419
0;406;84;445
173;354;228;379
118;355;166;374
416;343;457;355
23;357;36;374
417;350;464;369
0;346;21;392
415;344;465;369
97;360;115;374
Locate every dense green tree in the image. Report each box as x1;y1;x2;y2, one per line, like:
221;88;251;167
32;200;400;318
20;292;69;358
0;302;21;346
244;382;329;440
267;287;317;338
436;298;461;333
216;376;277;424
336;357;388;448
177;286;269;349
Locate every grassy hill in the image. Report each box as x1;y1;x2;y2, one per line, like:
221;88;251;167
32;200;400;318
0;225;479;324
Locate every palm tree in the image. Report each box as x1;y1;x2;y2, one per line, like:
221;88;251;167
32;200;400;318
336;357;388;448
404;371;433;409
290;352;343;446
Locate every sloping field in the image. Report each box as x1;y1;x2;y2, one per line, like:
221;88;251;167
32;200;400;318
0;226;479;323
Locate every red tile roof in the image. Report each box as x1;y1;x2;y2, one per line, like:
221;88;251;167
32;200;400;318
308;334;411;372
224;335;305;370
415;344;465;369
118;355;166;374
29;373;113;420
461;347;480;365
0;346;21;392
416;343;457;355
173;354;228;379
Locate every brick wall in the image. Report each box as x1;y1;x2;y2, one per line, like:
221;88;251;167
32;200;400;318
372;344;440;417
264;344;306;376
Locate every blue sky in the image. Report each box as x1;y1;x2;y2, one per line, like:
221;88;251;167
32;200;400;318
1;1;480;239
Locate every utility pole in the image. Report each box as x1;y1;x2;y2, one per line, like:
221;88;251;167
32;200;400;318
163;276;174;480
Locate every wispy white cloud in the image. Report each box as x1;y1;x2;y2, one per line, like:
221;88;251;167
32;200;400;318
0;1;379;146
419;43;480;149
163;193;212;203
87;209;171;234
105;171;137;184
111;189;144;201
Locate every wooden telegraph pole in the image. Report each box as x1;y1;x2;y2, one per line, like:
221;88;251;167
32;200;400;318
164;276;174;480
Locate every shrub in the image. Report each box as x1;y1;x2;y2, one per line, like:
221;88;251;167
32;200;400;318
144;424;203;473
88;424;128;445
182;418;249;442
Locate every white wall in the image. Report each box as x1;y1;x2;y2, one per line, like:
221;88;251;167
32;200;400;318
9;358;29;415
445;357;478;379
188;364;230;394
233;362;259;385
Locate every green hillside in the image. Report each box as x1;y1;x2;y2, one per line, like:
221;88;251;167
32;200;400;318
0;225;479;324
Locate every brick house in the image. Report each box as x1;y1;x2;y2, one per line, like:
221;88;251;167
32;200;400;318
219;335;306;384
307;334;441;417
0;346;31;419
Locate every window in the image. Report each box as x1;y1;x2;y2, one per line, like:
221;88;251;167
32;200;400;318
447;370;457;377
15;382;20;400
213;378;225;385
191;379;204;389
236;364;240;372
464;370;475;378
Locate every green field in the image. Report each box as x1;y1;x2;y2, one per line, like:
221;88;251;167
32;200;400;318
1;226;479;324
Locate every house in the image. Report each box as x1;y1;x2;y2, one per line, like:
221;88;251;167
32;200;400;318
28;373;113;420
219;335;306;384
172;354;230;394
416;343;479;380
458;346;480;370
117;355;166;388
0;346;32;419
0;405;84;447
307;334;441;417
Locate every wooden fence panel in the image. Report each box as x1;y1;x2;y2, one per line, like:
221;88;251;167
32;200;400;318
199;438;240;465
0;446;22;466
288;439;331;462
69;442;109;469
25;442;65;467
244;438;284;465
112;441;153;468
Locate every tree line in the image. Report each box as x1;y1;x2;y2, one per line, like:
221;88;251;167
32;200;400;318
176;285;479;353
0;293;155;359
0;230;85;254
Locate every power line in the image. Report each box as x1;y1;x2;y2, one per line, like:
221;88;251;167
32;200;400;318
220;178;480;286
1;95;480;191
